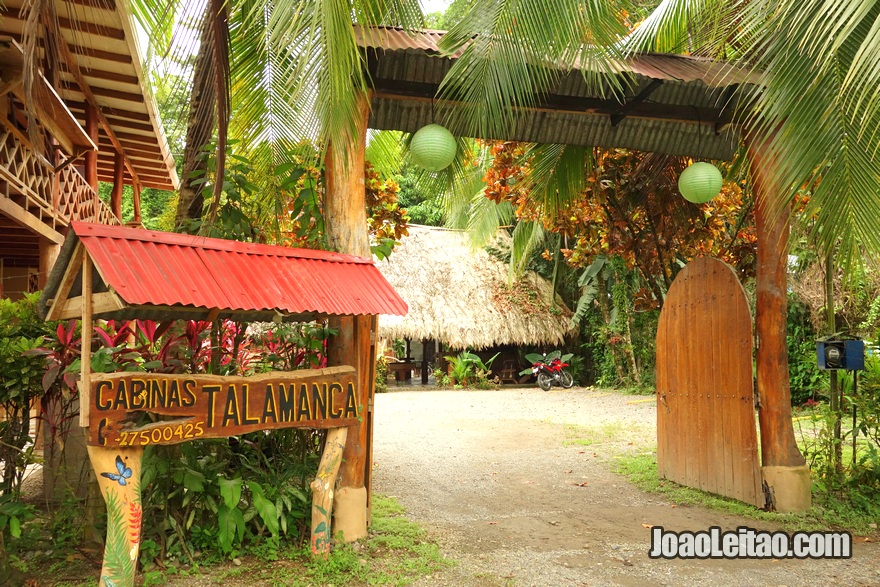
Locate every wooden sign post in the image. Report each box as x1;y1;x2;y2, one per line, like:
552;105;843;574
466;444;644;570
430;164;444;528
86;367;359;586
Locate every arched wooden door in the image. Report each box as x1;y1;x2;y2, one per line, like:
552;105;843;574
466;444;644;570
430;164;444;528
656;257;765;507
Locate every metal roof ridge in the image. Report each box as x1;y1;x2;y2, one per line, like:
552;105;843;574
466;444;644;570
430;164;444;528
69;222;374;264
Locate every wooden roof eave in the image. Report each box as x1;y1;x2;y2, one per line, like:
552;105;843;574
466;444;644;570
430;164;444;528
113;1;178;190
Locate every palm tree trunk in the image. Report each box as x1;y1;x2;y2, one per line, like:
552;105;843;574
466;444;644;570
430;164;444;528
175;7;217;228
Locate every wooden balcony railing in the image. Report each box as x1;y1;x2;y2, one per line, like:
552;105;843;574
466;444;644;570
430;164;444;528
0;124;119;233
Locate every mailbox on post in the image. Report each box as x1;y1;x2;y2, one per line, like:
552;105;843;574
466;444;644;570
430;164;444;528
816;337;865;371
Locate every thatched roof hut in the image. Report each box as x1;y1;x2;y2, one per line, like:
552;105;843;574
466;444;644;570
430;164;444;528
377;225;575;350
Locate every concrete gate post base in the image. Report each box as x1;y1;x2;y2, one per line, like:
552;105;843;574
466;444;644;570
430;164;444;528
333;486;368;542
762;465;812;513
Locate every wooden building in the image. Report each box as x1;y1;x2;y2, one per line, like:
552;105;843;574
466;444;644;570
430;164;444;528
0;0;178;299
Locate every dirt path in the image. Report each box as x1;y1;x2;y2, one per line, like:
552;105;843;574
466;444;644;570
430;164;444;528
372;387;880;587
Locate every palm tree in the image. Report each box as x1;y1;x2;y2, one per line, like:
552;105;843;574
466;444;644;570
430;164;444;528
131;0;426;228
438;0;880;265
428;0;880;510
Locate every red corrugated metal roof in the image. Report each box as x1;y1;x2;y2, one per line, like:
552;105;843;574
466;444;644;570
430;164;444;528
70;222;408;317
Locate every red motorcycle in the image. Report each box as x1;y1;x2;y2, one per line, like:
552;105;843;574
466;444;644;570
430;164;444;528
523;352;575;391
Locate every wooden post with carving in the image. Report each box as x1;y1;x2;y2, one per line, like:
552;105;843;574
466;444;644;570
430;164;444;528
310;427;348;556
88;446;144;587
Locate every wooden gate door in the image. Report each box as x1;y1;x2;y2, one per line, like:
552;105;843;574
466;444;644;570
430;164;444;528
656;257;764;507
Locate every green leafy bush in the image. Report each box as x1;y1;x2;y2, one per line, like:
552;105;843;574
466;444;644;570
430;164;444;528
139;429;320;565
787;297;824;405
0;293;55;495
444;351;499;388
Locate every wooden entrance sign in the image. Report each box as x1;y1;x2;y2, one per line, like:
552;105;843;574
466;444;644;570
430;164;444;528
85;367;359;586
38;224;408;587
88;368;359;448
656;257;764;507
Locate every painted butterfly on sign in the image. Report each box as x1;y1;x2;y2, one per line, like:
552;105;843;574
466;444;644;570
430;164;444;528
101;455;133;486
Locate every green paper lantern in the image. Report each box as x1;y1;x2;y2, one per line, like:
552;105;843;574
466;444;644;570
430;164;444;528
410;124;457;171
678;162;723;204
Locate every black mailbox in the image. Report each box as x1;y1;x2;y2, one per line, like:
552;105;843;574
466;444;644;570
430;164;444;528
816;339;865;371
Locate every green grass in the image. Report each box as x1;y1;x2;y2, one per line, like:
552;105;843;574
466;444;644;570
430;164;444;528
23;494;451;587
162;494;452;587
614;451;880;536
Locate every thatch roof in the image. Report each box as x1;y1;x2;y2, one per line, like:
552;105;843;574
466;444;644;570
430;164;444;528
377;225;575;350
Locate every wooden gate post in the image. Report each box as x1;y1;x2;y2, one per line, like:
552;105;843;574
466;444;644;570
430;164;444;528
746;131;811;512
324;91;373;541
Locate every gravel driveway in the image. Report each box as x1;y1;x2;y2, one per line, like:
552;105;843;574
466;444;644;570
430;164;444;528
372;386;880;587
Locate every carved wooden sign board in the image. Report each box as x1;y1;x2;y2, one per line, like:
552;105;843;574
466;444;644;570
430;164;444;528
85;365;360;587
89;366;359;448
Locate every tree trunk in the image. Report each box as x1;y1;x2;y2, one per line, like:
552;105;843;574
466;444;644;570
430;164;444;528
624;312;641;385
323;92;372;541
175;7;217;228
747;135;805;468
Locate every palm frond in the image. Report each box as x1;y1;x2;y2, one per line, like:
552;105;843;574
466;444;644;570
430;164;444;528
465;195;513;249
516;143;591;218
623;0;741;57
738;0;880;265
437;0;630;139
365;130;405;178
509;220;545;280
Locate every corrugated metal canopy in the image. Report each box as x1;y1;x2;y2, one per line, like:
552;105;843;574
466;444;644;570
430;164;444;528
39;222;408;322
357;26;761;160
1;0;178;190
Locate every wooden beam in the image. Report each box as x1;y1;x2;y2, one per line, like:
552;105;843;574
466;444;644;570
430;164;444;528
0;69;23;97
65;65;139;86
45;242;84;321
66;0;117;12
85;103;99;190
5;60;96;154
310;427;347;556
611;79;663;127
0;194;65;244
111;150;123;219
61;79;145;104
98;137;163;157
37;238;61;290
0;33;132;65
132;181;141;223
68;100;149;122
99;157;168;173
99;117;157;134
2;12;125;40
371;79;733;127
56;290;124;320
79;252;93;427
50;24;143;194
68;43;131;65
